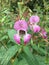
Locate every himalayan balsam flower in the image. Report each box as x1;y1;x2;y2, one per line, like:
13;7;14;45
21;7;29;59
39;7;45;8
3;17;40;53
14;20;31;44
33;24;40;33
29;15;40;24
24;34;31;44
29;15;40;33
40;29;47;39
14;20;28;31
14;34;20;44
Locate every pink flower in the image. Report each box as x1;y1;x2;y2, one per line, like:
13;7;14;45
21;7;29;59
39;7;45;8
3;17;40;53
14;34;20;44
24;34;31;44
14;20;28;31
14;31;31;44
33;25;40;33
40;29;47;39
29;15;40;24
14;20;31;44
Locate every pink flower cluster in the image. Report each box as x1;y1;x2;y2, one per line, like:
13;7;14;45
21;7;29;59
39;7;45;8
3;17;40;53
14;15;47;45
29;15;40;33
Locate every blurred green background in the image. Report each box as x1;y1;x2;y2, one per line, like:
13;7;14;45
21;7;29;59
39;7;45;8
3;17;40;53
0;0;49;65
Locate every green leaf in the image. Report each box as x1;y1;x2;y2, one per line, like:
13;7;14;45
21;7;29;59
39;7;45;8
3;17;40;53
22;53;33;65
0;46;6;62
35;55;49;65
23;46;40;65
13;58;19;65
1;45;20;65
13;49;28;65
1;16;7;22
18;58;28;65
0;35;8;41
8;29;17;43
32;44;46;55
31;39;46;55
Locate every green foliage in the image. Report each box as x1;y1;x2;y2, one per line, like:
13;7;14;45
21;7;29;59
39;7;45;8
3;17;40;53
8;29;17;43
1;45;20;65
23;46;40;65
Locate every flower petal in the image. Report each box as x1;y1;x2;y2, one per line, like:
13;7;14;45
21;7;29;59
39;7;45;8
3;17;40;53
14;20;28;31
41;29;47;35
33;25;40;33
24;34;31;44
41;29;47;39
29;15;40;24
14;34;20;44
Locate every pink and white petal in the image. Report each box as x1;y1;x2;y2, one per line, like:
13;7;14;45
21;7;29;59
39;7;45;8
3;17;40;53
24;34;31;44
41;29;47;35
14;20;28;31
41;29;47;39
14;34;20;44
19;20;28;31
14;21;20;30
33;25;40;33
29;15;40;24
